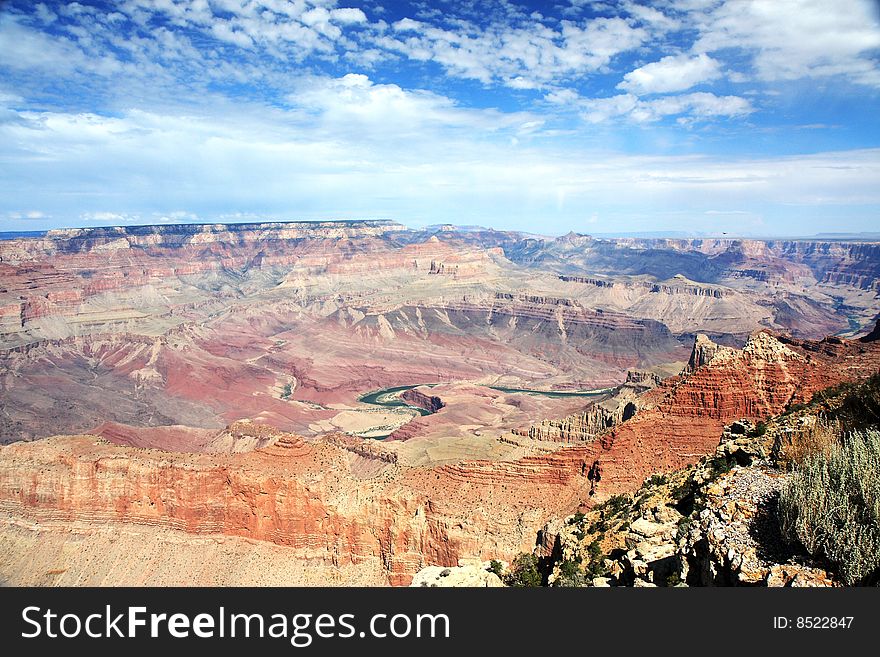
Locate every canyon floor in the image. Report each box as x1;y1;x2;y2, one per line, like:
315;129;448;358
1;220;878;585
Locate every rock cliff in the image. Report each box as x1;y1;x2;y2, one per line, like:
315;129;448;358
0;327;878;585
401;388;445;413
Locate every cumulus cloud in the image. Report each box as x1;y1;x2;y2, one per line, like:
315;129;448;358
211;21;254;48
622;2;680;32
288;73;538;138
380;15;648;88
692;0;880;87
154;210;201;223
578;90;752;123
329;8;367;24
618;53;722;95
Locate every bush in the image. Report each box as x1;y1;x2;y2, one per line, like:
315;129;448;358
553;558;586;587
777;417;841;469
748;421;767;437
281;383;292;399
709;457;732;477
810;373;880;426
583;539;607;579
488;559;504;578
504;553;542;587
837;372;880;427
603;494;630;517
675;517;693;543
778;430;880;585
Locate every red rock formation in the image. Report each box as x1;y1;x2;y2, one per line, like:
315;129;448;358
401;387;444;413
2;328;877;585
0;435;440;585
0;221;407;345
512;326;880;494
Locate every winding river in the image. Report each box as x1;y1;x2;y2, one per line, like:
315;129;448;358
358;383;611;414
357;384;437;416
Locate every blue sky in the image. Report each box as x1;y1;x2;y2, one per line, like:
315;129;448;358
1;0;879;236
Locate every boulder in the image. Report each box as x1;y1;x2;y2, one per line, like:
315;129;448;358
410;565;504;587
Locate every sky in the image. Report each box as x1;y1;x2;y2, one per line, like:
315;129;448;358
1;0;879;236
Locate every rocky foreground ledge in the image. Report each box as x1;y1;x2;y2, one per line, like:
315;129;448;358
409;419;842;588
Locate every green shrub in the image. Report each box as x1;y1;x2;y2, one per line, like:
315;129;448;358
675;517;693;543
488;559;504;578
810;373;880;426
504;553;542;587
670;478;694;504
748;421;767;437
603;494;630;517
709;457;732;477
281;382;292;399
582;539;607;579
778;430;880;585
837;372;880;427
553;558;586;587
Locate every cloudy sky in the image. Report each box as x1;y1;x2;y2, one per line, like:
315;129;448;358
1;0;879;236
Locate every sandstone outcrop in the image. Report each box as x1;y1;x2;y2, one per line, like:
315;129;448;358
410;563;504;587
512;326;880;496
401;388;444;414
512;385;641;443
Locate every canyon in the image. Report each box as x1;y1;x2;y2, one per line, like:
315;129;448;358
0;220;878;586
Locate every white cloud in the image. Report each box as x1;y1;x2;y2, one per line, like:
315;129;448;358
7;210;47;220
1;0;878;235
211;21;254;48
618;53;722;95
80;211;141;223
646;91;753;120
153;210;201;223
622;2;680;32
580;93;640;122
580;90;752;123
288;73;538;138
330;8;367;24
544;88;581;105
2;92;874;235
33;3;57;24
693;0;880;87
392;17;422;32
379;15;648;89
559;18;647;72
0;13;97;74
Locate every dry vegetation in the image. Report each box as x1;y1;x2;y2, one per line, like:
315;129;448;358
779;430;880;585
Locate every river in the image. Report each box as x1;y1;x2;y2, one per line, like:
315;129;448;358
358;383;611;414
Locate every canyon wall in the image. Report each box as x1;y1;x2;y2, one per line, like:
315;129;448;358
401;388;444;413
2;327;878;585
